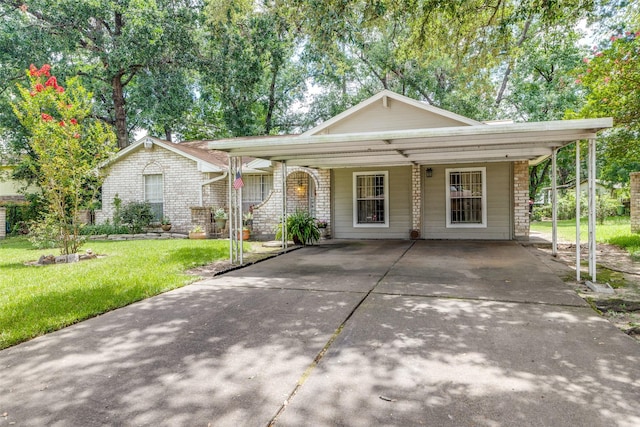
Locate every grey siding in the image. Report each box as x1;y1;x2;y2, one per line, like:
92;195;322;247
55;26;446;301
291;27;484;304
323;98;469;134
423;162;513;240
332;167;412;239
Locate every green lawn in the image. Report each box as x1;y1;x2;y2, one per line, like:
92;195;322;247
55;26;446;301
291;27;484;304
0;237;235;350
530;216;640;258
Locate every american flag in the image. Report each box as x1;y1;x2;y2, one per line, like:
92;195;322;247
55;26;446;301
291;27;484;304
233;170;244;189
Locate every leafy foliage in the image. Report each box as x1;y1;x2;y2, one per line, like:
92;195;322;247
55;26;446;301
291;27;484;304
276;209;320;245
119;201;155;233
11;64;116;255
573;30;640;184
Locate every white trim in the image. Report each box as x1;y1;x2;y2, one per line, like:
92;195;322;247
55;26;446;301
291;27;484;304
445;167;487;228
352;171;389;228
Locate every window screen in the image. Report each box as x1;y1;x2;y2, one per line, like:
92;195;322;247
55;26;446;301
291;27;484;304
355;173;386;224
449;170;483;225
144;174;163;221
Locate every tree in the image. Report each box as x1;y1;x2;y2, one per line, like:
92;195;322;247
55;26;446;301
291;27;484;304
202;0;306;137
574;30;640;184
12;64;116;254
0;0;202;149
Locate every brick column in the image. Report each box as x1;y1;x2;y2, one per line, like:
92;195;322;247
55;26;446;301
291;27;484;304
411;165;421;238
513;161;530;240
631;172;640;233
190;207;213;236
0;207;5;239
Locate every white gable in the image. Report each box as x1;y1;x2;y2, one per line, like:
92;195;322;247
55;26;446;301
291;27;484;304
303;90;482;136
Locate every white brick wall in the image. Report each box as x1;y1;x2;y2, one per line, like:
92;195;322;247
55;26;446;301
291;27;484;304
0;207;5;239
96;145;227;234
252;164;331;238
412;165;421;232
513;161;530;240
631;172;640;233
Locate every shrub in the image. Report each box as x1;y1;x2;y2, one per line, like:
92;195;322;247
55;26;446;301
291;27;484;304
119;201;154;233
596;194;619;225
275;209;320;245
80;222;130;236
531;204;551;221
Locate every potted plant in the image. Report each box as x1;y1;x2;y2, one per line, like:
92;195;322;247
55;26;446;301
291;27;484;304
276;209;320;245
189;225;206;239
214;208;227;230
237;226;250;240
160;216;172;231
243;211;253;229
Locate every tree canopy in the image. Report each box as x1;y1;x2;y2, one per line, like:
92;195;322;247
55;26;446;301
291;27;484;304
1;0;638;194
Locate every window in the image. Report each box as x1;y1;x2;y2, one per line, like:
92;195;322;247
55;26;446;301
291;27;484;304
242;174;273;212
144;174;163;221
446;168;486;228
353;171;389;227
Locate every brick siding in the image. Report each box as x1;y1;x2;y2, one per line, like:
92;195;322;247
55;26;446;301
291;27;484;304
252;164;331;239
0;207;5;239
631;172;640;233
513;161;530;240
95;145;227;234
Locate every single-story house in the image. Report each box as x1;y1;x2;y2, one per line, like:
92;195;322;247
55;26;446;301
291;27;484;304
209;89;612;243
0;163;40;238
537;179;613;205
96;137;271;234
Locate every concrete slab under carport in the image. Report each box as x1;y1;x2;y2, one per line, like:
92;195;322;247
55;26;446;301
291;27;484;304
217;239;413;292
376;240;587;306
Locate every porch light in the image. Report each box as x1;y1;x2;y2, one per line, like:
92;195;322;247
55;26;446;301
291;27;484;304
426;168;433;178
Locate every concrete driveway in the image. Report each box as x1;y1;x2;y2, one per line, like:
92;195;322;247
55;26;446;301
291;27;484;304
1;240;639;426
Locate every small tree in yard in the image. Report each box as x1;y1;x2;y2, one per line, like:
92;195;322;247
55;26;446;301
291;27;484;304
12;64;116;255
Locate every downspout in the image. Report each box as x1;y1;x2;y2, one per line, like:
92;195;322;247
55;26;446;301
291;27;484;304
200;171;228;207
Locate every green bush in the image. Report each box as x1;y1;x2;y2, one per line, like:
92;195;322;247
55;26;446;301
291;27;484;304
119;201;154;233
532;204;551;221
596;194;619;225
556;192;588;220
275;209;320;245
80;222;130;235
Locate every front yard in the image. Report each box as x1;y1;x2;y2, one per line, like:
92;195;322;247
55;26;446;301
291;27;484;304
0;238;249;350
530;216;640;259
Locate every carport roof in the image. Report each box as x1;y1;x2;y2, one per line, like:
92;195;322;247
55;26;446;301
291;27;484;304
208;117;613;168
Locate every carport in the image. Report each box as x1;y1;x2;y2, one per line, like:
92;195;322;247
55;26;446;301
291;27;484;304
210;107;612;282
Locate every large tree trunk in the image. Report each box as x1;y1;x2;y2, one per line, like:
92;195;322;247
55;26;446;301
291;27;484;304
264;62;280;135
112;73;128;149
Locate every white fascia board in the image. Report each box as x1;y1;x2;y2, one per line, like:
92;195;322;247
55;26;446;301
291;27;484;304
210;118;613;153
99;137;145;168
198;162;223;173
245;158;273;170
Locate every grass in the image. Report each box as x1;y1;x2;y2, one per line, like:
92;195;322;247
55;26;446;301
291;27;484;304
0;237;237;350
530;216;640;259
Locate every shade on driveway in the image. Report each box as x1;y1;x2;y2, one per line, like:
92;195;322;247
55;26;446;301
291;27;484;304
0;241;638;426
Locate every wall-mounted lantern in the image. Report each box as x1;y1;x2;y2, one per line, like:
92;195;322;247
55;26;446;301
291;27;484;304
426;167;433;178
